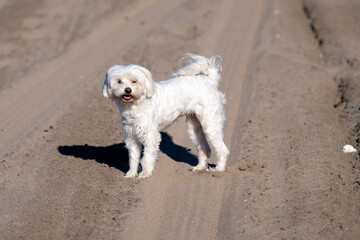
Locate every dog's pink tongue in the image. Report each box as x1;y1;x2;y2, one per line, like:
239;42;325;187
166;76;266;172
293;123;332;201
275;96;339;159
124;95;131;100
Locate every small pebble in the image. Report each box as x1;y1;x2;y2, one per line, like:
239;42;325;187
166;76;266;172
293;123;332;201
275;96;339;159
342;145;357;153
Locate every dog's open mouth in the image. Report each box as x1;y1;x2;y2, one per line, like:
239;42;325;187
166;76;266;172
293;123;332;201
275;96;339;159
122;94;132;101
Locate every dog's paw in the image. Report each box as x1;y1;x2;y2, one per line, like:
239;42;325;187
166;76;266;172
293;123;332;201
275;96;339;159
206;166;225;172
190;165;207;172
124;171;138;178
138;171;152;179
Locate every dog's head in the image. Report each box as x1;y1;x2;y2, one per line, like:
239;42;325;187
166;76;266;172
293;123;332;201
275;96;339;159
102;64;154;104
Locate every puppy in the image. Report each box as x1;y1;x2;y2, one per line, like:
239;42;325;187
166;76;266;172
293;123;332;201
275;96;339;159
102;53;229;178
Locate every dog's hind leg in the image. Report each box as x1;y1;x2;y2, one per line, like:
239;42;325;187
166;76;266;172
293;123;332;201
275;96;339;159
186;114;211;171
206;134;229;171
198;111;229;172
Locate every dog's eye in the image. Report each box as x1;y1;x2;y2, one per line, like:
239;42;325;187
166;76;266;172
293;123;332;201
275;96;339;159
132;79;137;84
117;79;122;84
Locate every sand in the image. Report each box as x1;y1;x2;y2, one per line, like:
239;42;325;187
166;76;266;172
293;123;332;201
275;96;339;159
1;0;360;239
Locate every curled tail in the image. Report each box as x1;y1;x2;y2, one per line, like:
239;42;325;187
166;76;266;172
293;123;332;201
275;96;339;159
173;53;222;86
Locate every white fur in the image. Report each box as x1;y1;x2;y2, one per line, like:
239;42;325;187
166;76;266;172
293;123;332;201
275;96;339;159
102;53;230;178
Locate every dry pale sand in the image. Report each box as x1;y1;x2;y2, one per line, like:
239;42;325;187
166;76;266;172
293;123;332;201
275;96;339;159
1;0;360;239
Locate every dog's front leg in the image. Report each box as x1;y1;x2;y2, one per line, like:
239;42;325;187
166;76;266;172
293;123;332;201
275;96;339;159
124;137;141;178
138;131;161;178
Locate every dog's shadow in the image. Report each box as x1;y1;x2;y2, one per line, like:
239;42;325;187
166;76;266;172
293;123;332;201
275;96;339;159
58;132;198;173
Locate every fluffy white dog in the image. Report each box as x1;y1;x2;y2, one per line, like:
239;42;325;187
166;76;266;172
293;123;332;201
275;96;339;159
102;53;229;178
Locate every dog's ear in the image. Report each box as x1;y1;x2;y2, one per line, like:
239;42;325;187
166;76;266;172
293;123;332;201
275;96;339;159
102;72;112;98
135;66;154;98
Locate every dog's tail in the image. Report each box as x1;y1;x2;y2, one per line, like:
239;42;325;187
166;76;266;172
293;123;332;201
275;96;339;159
173;53;222;86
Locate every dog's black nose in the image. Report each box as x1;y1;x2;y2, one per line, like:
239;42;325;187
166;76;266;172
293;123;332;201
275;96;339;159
125;87;132;94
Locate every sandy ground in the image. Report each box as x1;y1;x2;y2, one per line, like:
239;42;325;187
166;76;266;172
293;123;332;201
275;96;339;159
1;0;360;239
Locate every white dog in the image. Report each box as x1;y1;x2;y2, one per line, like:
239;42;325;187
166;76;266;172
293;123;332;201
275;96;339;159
102;53;229;178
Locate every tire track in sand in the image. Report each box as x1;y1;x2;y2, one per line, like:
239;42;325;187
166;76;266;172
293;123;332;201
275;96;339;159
120;1;265;239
